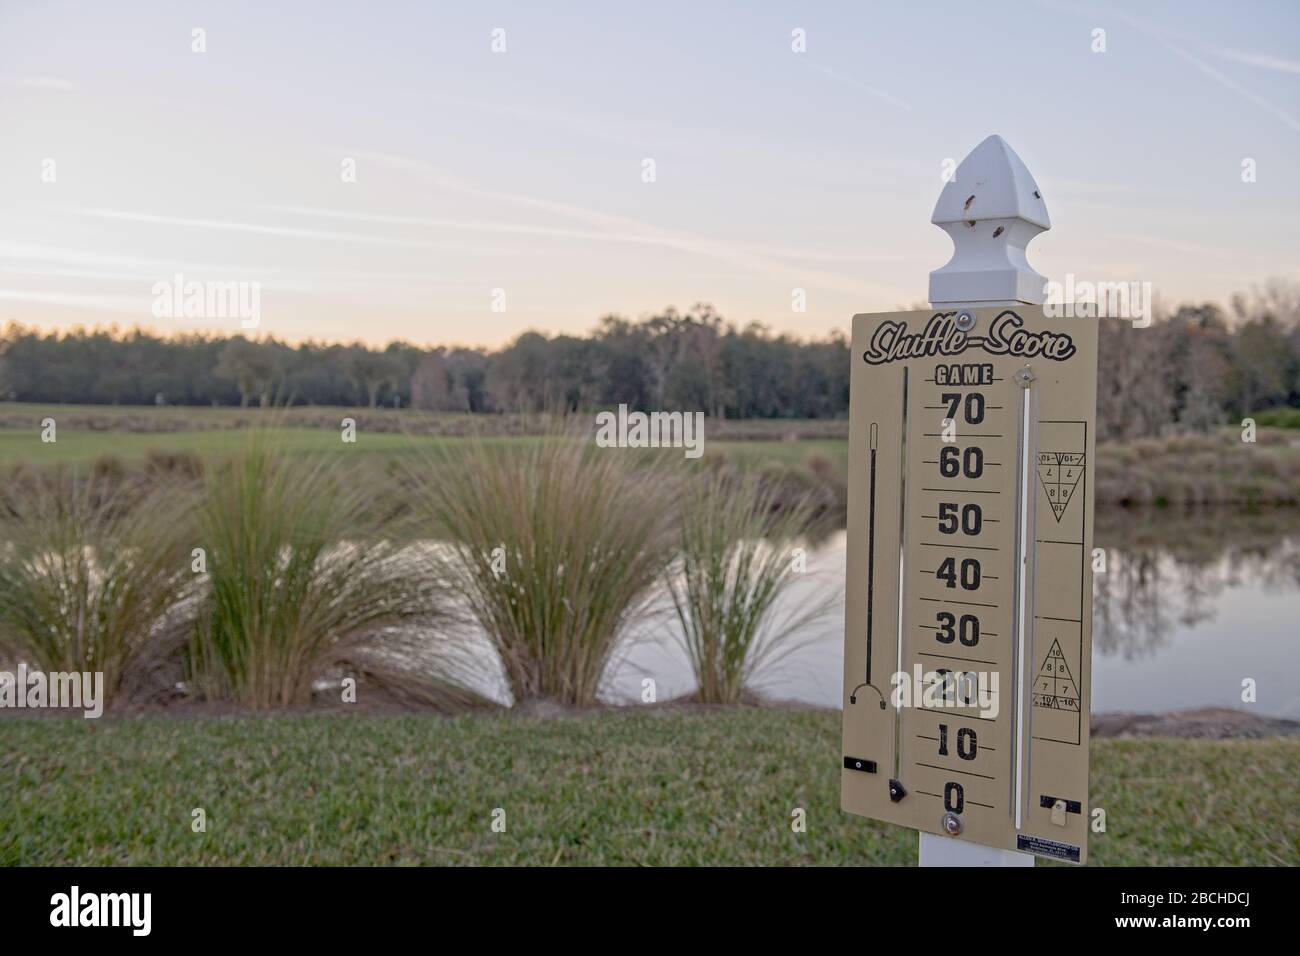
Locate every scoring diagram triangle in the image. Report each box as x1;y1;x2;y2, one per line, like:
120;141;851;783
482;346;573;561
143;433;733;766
1032;639;1080;712
1036;451;1085;523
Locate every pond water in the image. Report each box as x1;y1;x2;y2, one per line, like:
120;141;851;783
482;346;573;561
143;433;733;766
603;509;1300;717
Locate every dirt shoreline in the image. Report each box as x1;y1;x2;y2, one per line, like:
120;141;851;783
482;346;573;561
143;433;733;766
1088;707;1300;739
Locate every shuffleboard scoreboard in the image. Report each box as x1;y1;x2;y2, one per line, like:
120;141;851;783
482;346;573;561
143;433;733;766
841;304;1098;863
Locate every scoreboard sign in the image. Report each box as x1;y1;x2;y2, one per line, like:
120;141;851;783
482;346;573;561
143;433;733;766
840;304;1098;863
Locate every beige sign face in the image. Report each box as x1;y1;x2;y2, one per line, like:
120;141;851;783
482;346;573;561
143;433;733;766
840;305;1098;863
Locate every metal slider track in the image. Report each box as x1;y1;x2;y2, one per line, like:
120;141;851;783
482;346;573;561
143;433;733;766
893;368;909;781
1011;374;1037;829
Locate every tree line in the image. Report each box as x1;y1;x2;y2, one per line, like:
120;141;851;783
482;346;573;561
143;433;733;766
1095;282;1300;439
0;305;849;419
1;284;1298;435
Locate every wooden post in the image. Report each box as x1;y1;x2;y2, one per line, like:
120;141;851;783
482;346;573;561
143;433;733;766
919;134;1049;867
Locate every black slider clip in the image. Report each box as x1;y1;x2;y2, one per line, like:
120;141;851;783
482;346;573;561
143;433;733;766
843;756;877;774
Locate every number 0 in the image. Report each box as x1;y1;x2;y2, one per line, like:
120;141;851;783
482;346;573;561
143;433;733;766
944;782;964;814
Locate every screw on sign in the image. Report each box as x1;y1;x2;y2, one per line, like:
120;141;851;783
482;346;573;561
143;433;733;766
840;136;1099;866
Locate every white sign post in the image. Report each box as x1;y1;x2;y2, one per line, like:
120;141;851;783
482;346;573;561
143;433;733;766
922;135;1049;867
840;135;1098;867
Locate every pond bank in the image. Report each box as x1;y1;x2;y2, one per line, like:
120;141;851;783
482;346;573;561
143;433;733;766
5;698;1295;740
1091;708;1300;739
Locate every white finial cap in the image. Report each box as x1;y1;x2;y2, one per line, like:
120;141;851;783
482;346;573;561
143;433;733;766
928;135;1051;306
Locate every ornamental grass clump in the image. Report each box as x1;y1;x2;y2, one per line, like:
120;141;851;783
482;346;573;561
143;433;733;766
405;429;680;707
668;470;827;704
0;472;195;703
189;437;472;709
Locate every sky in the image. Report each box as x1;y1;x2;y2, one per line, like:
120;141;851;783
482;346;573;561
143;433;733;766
0;0;1297;348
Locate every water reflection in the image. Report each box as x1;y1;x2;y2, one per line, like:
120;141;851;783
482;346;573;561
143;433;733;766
1094;509;1300;661
606;509;1300;716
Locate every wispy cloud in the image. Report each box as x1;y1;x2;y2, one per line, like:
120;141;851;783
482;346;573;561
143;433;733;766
1106;232;1241;258
1163;42;1300;133
1037;1;1300;133
0;288;143;313
0;241;260;276
73;197;892;295
70;207;470;251
1086;4;1299;132
0;242;456;303
1213;48;1300;76
265;205;650;246
339;150;908;299
265;203;908;265
3;75;76;91
801;59;912;111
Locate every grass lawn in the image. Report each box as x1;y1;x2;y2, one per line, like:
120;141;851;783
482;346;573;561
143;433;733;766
0;427;399;465
0;425;848;474
8;405;1300;508
8;406;1300;508
2;709;1294;866
0;426;463;466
